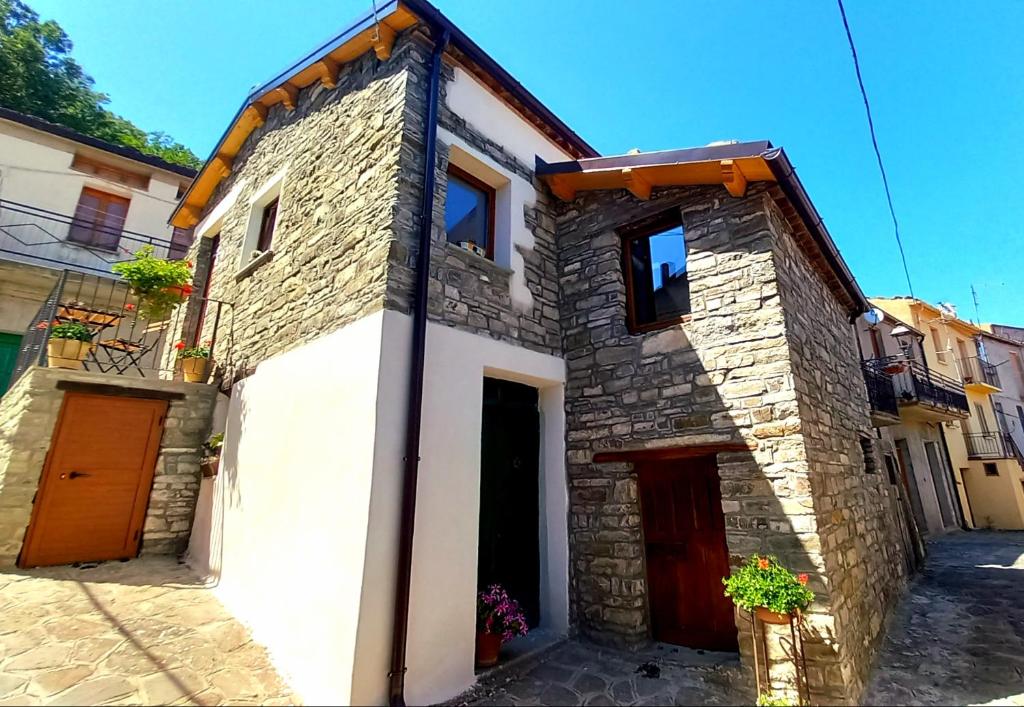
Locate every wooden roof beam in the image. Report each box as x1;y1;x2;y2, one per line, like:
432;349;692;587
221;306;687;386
245;103;268;127
721;159;748;197
211;154;232;178
622;168;652;200
315;56;340;88
373;23;397;60
271;83;298;111
178;203;202;228
547;175;576;202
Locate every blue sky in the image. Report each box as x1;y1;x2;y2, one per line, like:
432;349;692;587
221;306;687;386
30;0;1023;325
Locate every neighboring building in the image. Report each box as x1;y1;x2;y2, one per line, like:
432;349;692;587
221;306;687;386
158;2;910;705
855;309;968;537
872;298;1024;529
0;106;196;390
980;325;1024;511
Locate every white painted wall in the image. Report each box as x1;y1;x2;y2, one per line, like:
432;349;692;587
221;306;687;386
188;309;569;705
0;118;188;273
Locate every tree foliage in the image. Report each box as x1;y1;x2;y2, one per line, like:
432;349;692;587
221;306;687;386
0;0;201;170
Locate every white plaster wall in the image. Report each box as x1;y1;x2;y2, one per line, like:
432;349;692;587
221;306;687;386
0;119;187;272
984;335;1024;454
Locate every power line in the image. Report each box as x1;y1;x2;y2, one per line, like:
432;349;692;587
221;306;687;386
836;0;915;298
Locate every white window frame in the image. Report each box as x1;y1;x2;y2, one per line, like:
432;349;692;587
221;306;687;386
239;167;287;269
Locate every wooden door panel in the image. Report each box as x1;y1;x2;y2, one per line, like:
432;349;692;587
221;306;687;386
638;456;737;652
20;393;167;568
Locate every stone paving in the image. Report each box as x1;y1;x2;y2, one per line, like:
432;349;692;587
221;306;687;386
0;557;298;706
448;640;750;707
864;531;1024;706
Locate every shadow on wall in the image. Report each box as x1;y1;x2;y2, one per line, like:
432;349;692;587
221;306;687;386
558;183;912;703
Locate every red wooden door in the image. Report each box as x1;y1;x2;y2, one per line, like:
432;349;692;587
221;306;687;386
637;456;737;651
19;393;167;568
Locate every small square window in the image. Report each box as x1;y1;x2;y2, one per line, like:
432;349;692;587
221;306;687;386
984;463;999;477
621;211;689;333
445;165;494;259
68;187;129;251
256;198;279;253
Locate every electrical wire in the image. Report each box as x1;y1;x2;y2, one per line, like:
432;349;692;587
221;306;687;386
836;0;915;298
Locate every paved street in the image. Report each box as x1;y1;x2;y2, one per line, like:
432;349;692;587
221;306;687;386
864;531;1024;706
0;558;297;706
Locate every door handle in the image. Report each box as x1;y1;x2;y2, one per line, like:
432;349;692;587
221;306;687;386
68;471;91;479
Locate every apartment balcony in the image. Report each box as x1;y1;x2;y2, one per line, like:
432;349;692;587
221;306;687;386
861;361;900;426
0;199;183;276
964;432;1019;460
863;356;970;423
957;356;1001;393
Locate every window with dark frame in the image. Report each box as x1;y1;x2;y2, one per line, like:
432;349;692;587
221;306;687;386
68;187;130;251
622;211;690;332
984;462;999;477
445;165;495;259
256;198;279;253
169;226;194;260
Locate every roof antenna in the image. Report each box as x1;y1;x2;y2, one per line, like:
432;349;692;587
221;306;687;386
971;284;981;324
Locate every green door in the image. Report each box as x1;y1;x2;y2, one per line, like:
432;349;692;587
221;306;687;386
0;332;22;394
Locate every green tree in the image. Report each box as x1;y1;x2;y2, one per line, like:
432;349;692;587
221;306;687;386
0;0;201;169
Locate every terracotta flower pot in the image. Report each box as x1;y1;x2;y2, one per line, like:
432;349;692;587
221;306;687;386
163;285;192;298
475;631;502;668
200;455;220;478
755;607;793;625
47;339;93;370
181;357;208;383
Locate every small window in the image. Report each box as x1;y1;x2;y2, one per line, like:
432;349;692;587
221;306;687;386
930;327;946;363
68;187;129;251
445;165;494;259
622;211;689;332
984;463;999;477
859;436;878;474
256;198;279;253
169;227;193;260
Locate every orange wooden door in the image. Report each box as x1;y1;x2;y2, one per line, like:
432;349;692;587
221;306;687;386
19;393;167;568
637;456;737;651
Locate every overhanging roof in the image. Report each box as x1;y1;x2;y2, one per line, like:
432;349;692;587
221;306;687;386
171;0;596;229
538;142;869;315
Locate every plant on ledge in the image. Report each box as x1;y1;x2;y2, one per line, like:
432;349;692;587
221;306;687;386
723;554;814;624
175;340;210;383
475;584;529;668
44;320;95;370
201;432;224;478
111;246;193;319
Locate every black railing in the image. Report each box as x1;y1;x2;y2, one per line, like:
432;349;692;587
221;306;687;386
863;356;969;414
0;199;182;275
11;269;227;385
964;432;1016;459
861;361;899;418
958;357;1001;389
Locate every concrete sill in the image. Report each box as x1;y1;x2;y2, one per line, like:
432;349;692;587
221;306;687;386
443;242;513;280
235;249;274;282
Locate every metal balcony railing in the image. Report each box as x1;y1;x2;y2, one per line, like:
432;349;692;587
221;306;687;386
0;199;183;275
863;356;969;414
11;269;228;385
861;361;899;418
958;356;1001;390
963;432;1016;459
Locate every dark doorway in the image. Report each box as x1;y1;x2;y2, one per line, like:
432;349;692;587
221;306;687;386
637;455;737;651
478;378;541;627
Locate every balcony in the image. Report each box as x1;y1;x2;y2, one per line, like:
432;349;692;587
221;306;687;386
957;356;1001;393
863;356;970;422
861;361;900;426
964;432;1019;460
10;269;227;385
0;199;183;275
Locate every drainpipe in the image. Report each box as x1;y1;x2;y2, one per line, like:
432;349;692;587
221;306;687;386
388;24;449;707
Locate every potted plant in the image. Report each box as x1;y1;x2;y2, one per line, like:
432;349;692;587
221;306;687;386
112;246;193;320
723;554;814;625
882;361;907;375
176;341;210;383
476;584;529;668
201;433;223;478
44;321;94;369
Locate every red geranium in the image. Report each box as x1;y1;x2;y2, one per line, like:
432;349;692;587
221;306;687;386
798;573;809;586
174;341;186;351
758;558;770;571
124;302;135;312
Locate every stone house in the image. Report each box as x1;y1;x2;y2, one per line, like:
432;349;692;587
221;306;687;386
168;1;911;704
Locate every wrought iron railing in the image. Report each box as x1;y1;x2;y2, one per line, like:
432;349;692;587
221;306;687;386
861;361;898;418
10;269;227;385
964;432;1016;459
957;356;1001;390
863;355;969;414
0;199;182;275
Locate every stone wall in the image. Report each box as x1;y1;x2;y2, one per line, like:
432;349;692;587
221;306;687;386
0;367;215;566
554;182;907;703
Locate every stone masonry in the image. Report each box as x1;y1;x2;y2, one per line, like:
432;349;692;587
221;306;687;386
0;367;215;566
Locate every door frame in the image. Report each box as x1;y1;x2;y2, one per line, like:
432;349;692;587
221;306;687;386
19;392;167;568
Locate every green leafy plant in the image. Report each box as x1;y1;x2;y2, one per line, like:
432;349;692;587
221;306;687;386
203;432;223;457
174;340;209;359
49;321;92;342
723;554;814;615
757;692;795;706
112;246;193;319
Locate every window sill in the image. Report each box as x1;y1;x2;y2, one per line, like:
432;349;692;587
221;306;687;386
627;314;692;336
443;242;512;276
235;249;274;282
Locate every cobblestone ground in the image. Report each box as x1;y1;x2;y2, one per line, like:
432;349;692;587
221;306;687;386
864;531;1024;706
0;558;298;706
447;640;750;706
